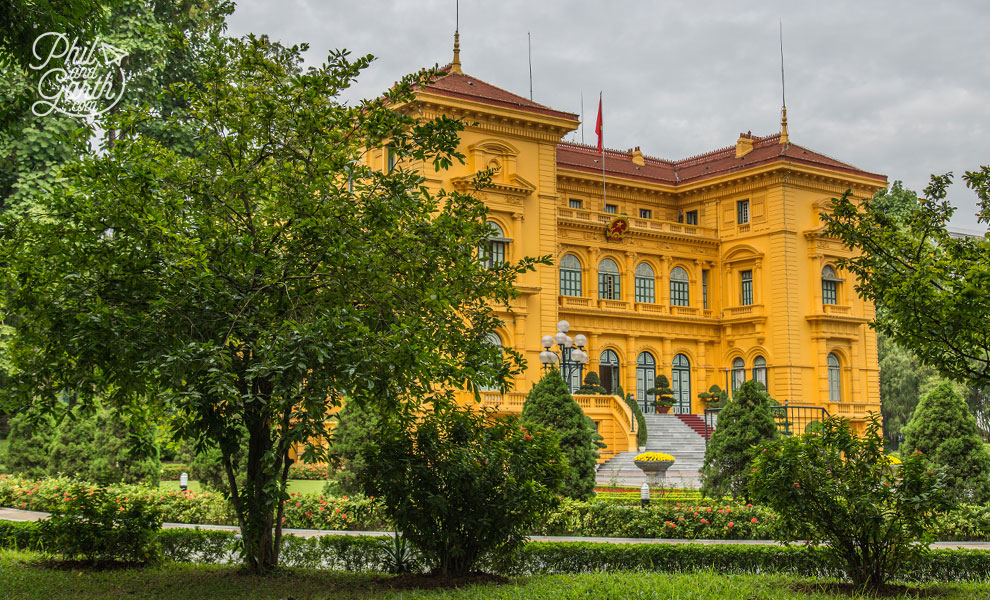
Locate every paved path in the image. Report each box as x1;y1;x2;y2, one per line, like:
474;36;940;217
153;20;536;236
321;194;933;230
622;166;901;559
3;507;990;550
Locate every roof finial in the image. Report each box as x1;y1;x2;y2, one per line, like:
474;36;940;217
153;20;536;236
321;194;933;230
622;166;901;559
779;19;789;145
451;1;462;74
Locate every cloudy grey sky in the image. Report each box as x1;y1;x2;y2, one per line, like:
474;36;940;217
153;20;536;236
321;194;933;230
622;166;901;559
227;0;990;231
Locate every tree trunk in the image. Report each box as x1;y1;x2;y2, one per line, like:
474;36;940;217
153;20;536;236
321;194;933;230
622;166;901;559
237;404;280;573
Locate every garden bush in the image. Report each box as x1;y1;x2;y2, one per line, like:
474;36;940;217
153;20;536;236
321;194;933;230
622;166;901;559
902;380;990;503
522;371;599;500
36;481;163;563
365;406;567;577
750;413;951;591
700;379;777;501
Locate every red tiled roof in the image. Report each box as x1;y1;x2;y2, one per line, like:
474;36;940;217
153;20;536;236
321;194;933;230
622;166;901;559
420;65;579;122
557;134;886;186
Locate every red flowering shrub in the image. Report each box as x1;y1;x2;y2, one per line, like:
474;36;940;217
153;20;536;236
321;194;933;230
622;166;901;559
749;414;950;590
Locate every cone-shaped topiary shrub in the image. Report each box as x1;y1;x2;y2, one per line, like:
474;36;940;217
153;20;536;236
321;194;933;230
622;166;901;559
700;379;778;501
523;371;599;500
902;380;990;503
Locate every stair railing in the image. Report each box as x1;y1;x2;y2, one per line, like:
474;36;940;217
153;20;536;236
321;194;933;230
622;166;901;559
703;402;831;443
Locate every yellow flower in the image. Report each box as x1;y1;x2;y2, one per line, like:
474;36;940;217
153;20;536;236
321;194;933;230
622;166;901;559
634;452;675;462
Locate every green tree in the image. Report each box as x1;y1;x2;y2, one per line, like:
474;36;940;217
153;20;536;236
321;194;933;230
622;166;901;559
749;414;950;591
822;169;990;387
325;400;380;496
47;405;161;485
901;380;990;503
700;379;778;500
2;411;55;477
4;405;159;484
522;371;599;500
878;333;935;448
0;37;541;572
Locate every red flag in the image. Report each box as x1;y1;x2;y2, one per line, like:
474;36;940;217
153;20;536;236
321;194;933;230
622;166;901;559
595;93;603;152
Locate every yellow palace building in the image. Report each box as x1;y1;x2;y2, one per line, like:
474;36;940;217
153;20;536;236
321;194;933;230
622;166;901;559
373;36;887;461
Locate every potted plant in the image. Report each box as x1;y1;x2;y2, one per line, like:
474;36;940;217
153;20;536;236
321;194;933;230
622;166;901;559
575;371;607;395
648;375;675;413
698;384;727;409
633;451;676;487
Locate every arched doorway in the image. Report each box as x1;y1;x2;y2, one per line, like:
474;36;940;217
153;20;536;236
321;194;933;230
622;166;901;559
599;349;620;395
672;353;691;414
636;351;656;414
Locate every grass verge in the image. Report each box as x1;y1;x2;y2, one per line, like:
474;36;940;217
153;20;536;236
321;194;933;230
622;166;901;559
1;550;988;599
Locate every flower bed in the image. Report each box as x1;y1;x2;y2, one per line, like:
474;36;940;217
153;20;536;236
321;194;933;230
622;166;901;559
0;475;386;531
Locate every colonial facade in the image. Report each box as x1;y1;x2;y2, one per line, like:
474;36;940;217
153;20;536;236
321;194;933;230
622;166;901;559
370;38;887;460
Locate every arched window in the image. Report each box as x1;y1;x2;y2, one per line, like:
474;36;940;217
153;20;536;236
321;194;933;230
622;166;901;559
480;222;508;268
822;265;840;305
598;258;621;300
599;349;620;395
731;357;746;392
671;354;691;414
479;332;503;392
634;263;655;303
670;266;689;306
752;356;768;389
560;254;582;297
828;353;842;402
636;352;656;413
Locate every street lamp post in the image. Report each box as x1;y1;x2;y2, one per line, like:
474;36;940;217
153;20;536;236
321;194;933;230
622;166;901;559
539;320;589;392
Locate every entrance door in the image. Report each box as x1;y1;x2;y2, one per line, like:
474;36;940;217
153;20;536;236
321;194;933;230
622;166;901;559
636;352;656;414
672;353;691;414
599;350;620;395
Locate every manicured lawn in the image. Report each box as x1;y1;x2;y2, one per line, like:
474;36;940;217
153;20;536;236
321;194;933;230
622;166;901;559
159;479;326;495
1;551;988;599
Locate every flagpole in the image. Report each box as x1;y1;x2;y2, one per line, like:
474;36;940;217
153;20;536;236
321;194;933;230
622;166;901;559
600;92;606;206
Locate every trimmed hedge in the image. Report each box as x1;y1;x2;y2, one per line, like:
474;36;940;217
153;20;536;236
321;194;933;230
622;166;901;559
537;498;779;540
158;462;329;482
3;521;989;583
512;542;990;583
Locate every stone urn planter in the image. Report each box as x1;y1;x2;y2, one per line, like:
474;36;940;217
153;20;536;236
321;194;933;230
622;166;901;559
633;452;676;487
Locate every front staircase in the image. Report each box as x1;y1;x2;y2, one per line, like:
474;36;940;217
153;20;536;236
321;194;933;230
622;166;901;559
596;413;707;489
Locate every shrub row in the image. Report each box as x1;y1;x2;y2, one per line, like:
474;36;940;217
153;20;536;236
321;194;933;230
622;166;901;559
159;463;186;481
537;498;780;540
6;475;990;542
0;475;388;531
2;521;988;583
158;462;330;482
